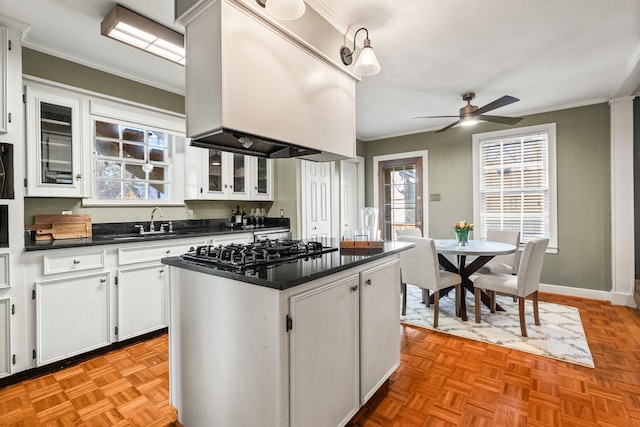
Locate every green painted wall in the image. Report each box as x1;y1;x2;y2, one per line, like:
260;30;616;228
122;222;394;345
363;103;611;291
22;48;184;113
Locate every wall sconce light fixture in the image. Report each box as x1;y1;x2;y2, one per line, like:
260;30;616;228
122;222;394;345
340;27;381;76
255;0;306;21
101;4;185;65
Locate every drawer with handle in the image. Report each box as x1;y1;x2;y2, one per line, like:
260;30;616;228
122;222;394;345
118;239;207;265
43;250;106;275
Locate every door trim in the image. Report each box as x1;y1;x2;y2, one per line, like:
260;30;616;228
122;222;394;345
372;150;429;237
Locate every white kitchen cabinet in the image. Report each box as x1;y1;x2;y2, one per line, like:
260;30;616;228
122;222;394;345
0;26;8;134
117;264;167;340
0;297;11;378
0;253;9;288
360;259;401;403
289;274;361;427
186;147;249;200
250;156;273;201
35;272;111;366
185;145;272;201
25;84;84;197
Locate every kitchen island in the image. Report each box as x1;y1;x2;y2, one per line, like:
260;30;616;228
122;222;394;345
162;240;412;427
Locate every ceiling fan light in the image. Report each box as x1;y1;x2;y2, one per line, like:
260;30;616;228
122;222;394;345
353;41;381;76
264;0;306;20
460;116;479;127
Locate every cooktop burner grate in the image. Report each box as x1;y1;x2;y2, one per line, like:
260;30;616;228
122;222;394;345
180;238;337;272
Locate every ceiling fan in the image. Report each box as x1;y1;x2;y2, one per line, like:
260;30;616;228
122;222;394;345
415;92;523;133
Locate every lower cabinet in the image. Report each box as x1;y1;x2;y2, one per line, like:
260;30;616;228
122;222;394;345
117;264;167;340
168;254;401;427
35;272;111;366
0;297;11;378
360;259;401;402
289;274;360;427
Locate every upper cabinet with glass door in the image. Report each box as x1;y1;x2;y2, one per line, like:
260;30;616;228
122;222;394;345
25;85;84;197
250;157;273;201
189;148;249;200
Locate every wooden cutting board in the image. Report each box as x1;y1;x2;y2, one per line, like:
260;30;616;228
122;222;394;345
34;214;91;226
35;222;92;240
28;214;92;240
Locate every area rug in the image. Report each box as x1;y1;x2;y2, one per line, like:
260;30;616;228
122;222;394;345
401;285;595;368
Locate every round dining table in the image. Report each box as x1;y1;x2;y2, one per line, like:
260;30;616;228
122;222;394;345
434;239;517;321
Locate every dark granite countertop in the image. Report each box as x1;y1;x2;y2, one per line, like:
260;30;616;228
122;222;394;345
161;239;414;290
24;218;290;251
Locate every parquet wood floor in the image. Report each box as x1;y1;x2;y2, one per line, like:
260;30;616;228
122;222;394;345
1;293;639;426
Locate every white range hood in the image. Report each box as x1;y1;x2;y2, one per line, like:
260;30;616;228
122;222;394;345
178;0;358;161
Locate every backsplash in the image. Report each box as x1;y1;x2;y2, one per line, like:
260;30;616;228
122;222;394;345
23;198;274;225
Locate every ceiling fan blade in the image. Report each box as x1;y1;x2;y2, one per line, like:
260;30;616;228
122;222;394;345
413;115;459;119
479;115;523;125
435;121;459;133
474;95;519;115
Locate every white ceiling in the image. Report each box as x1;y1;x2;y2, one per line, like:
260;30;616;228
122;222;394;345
2;0;639;141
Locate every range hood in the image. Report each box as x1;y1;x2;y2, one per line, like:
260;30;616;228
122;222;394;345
189;127;320;159
179;0;358;161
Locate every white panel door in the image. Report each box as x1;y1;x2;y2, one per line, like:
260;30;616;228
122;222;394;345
302;160;332;240
36;272;111;366
117;264;167;340
0;297;10;377
340;159;363;237
289;274;360;427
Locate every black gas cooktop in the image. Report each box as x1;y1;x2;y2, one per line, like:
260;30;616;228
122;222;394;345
180;238;338;272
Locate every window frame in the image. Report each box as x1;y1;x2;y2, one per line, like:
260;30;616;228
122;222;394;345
472;123;558;253
82;100;185;207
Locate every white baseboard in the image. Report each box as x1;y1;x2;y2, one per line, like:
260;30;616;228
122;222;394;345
539;283;637;308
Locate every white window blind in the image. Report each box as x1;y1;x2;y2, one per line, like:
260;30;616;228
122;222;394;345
473;124;557;250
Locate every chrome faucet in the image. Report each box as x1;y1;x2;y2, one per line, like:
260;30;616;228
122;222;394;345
150;207;163;232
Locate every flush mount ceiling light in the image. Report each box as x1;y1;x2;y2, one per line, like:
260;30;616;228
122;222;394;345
101;4;185;65
340;27;381;76
255;0;306;20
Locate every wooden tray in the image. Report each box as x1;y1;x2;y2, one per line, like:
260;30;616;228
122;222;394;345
340;239;384;249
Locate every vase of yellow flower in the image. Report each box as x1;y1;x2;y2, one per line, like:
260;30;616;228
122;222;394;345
453;220;473;246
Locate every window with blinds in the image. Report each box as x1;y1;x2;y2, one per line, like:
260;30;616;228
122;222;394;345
473;124;557;249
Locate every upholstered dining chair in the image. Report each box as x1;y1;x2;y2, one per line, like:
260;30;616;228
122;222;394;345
473;238;549;337
395;227;422;239
398;236;462;327
476;230;521;275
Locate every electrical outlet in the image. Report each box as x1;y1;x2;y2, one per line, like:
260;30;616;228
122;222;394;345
187;210;193;219
430;194;441;202
61;210;73;215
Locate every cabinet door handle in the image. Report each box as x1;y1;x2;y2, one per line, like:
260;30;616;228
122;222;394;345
351;285;358;292
76;174;82;180
159;269;164;273
73;259;80;264
366;279;372;286
99;278;106;283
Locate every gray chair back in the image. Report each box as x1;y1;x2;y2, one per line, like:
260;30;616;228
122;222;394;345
486;229;521;272
397;236;439;289
395;228;423;240
516;238;549;297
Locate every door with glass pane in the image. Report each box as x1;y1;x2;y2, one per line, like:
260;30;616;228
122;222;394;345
378;157;423;240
